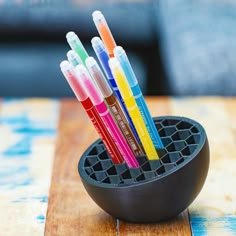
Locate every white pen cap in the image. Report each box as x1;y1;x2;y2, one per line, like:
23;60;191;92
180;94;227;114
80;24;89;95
114;46;137;87
92;10;106;26
60;60;87;101
91;36;106;54
67;50;80;67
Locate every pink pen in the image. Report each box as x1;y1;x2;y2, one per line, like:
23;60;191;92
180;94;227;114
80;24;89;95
75;64;139;168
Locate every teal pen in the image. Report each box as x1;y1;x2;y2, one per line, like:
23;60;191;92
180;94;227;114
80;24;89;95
67;50;80;67
114;46;164;148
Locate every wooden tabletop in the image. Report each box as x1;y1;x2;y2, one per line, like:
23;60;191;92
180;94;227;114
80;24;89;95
0;97;235;235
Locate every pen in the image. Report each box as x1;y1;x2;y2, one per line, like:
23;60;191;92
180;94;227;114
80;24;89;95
66;32;89;65
91;37;140;142
75;64;139;168
114;46;164;148
109;58;159;160
60;60;124;164
92;11;116;57
85;57;144;157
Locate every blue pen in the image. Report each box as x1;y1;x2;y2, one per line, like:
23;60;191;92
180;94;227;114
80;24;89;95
114;46;164;148
91;37;140;143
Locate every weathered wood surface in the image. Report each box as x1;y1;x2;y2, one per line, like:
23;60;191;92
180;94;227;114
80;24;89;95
45;97;191;236
2;97;235;235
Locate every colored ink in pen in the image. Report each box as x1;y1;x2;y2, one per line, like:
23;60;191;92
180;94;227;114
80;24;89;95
92;11;116;57
60;60;124;164
114;46;164;148
109;58;159;160
91;37;140;143
66;32;89;65
85;57;144;157
75;64;139;168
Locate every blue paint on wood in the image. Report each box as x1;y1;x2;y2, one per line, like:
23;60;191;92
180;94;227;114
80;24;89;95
12;195;48;203
190;213;207;236
0;115;29;126
14;127;56;136
3;137;32;157
0;177;34;188
36;214;45;223
0;166;28;178
190;213;236;235
37;215;45;220
39;196;48;202
220;215;236;233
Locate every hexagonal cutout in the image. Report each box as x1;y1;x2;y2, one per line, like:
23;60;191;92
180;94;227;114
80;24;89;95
176;121;192;130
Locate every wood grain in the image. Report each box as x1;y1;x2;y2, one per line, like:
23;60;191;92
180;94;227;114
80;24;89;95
45;99;116;236
170;97;236;235
45;97;192;235
119;211;191;236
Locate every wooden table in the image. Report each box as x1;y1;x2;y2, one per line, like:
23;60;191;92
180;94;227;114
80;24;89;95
0;97;235;235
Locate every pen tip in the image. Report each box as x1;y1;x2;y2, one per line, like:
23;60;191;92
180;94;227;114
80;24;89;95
66;31;77;41
92;10;102;17
60;60;71;70
92;10;104;22
114;46;124;56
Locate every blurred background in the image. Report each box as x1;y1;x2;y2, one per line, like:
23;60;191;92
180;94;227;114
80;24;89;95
0;0;236;97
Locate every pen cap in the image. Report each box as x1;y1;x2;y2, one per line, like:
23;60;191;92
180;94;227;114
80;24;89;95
66;31;88;64
60;61;87;101
109;58;132;99
91;37;113;79
114;46;137;87
85;57;113;98
75;64;103;106
92;11;116;57
91;37;105;54
67;50;80;67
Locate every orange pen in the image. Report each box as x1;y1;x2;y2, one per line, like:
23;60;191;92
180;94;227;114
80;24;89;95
92;11;116;57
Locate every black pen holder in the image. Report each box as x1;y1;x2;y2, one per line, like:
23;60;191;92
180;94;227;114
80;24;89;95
78;116;209;223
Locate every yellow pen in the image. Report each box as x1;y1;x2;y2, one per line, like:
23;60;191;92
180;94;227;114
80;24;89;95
109;58;159;160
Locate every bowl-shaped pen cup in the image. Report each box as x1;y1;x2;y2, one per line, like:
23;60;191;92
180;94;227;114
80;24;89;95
78;116;210;223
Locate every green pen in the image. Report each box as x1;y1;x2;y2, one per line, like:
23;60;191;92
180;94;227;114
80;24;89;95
66;32;89;65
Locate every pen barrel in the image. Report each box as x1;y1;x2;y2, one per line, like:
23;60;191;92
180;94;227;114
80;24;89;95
105;95;144;156
98;25;116;57
125;96;159;160
132;84;164;149
81;98;124;164
96;102;139;168
110;81;141;143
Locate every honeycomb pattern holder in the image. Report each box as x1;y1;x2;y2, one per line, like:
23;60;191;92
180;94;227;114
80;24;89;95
78;116;210;223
